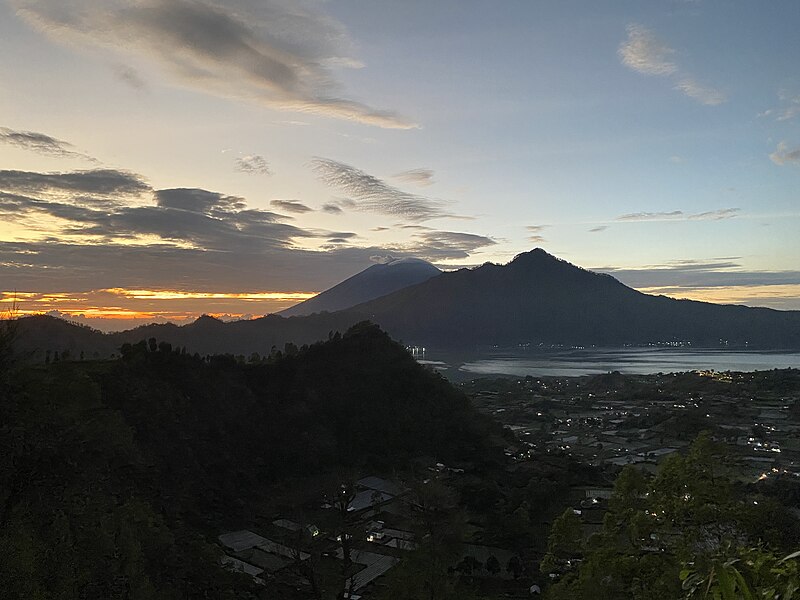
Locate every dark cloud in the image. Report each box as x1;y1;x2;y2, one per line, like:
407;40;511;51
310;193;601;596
0;239;425;295
114;64;147;90
321;203;343;215
0;178;343;254
270;199;312;214
371;226;389;232
528;235;546;244
404;230;496;260
312;157;446;222
393;168;435;187
0;127;98;162
236;155;271;175
0;168;150;197
589;225;608;232
13;0;415;129
156;188;246;213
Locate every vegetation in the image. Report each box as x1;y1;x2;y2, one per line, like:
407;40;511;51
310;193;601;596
542;433;800;599
0;322;500;598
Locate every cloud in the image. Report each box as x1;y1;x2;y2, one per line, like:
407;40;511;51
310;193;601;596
617;210;684;221
688;208;739;220
12;0;416;129
235;154;271;175
270;199;312;214
404;230;496;260
311;157;446;221
616;208;738;222
371;226;389;232
526;225;547;233
528;235;546;244
618;24;677;76
0;127;98;162
589;225;608;233
393;168;435;187
113;64;147;90
321;203;343;215
0;168;150;197
770;142;800;166
760;93;800;122
370;255;395;264
674;77;726;106
618;24;725;105
0;170;354;254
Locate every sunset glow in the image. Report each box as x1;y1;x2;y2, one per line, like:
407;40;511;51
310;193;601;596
1;1;799;325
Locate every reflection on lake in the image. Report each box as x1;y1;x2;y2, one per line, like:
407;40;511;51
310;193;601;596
420;348;800;380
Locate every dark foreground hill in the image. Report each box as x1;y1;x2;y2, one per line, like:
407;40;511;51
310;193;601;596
0;322;500;598
12;249;800;357
280;257;441;317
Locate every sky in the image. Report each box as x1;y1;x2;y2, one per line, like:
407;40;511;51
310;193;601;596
1;0;799;331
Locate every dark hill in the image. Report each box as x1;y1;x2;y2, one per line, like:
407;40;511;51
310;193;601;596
279;257;441;317
0;322;500;598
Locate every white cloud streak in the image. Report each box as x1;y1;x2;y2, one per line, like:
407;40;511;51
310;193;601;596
617;208;739;222
618;24;725;105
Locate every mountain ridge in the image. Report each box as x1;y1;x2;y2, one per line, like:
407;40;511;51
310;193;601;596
11;249;800;356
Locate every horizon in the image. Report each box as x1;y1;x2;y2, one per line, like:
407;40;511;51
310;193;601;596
2;1;800;328
12;246;800;334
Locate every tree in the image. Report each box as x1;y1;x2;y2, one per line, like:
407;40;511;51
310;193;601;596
486;554;501;576
681;547;800;600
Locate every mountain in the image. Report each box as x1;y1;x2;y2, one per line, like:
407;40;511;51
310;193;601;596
342;248;800;348
11;249;800;356
279;257;441;317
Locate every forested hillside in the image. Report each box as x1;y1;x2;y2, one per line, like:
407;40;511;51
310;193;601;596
0;321;500;598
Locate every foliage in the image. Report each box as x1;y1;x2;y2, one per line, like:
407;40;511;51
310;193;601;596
0;321;500;598
544;433;800;599
681;547;800;599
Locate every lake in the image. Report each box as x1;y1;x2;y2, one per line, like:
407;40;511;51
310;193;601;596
418;347;800;381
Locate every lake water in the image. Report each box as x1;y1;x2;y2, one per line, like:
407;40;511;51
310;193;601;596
418;347;800;380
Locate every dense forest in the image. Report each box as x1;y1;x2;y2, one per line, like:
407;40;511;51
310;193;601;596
0;320;502;598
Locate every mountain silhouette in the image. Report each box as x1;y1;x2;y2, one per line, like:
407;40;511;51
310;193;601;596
279;257;441;317
341;249;800;348
12;249;800;357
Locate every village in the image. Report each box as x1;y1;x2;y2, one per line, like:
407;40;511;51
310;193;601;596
217;368;800;597
463;369;800;482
